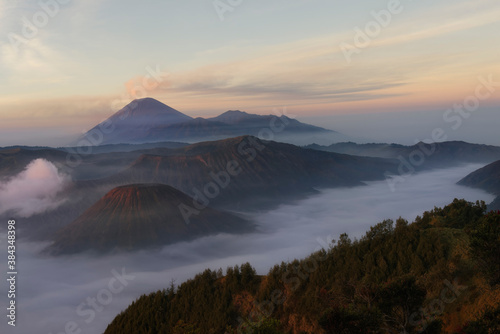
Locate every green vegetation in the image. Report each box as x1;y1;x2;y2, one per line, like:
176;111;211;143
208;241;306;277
104;199;500;334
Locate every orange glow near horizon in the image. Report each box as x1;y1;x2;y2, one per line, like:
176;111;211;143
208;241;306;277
0;0;499;143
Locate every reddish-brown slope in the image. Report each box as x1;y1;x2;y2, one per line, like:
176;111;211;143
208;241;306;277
45;184;252;255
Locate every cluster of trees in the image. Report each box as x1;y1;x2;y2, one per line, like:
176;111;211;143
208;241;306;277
105;199;500;333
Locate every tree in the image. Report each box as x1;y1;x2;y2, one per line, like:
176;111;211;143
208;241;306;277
319;306;382;334
241;262;258;291
466;211;500;285
461;305;500;334
377;277;426;334
364;219;394;240
172;320;201;334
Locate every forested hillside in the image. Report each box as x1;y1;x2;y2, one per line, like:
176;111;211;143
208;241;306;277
105;199;500;334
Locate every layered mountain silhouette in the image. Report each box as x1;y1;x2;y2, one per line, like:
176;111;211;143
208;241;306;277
458;160;500;210
44;184;253;255
81;98;338;145
6;136;500;243
306;141;500;169
103;135;399;208
1;137;399;242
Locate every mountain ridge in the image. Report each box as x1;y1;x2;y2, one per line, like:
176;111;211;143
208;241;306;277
306;141;500;169
458;159;500;210
102;135;399;208
80;98;338;145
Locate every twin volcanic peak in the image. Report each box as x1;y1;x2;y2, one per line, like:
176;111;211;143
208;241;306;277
82;98;336;145
44;184;253;255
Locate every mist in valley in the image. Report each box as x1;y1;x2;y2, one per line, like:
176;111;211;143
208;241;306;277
0;163;495;334
0;159;70;218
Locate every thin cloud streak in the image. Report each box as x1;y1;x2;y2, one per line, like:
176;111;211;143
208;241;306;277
0;0;499;144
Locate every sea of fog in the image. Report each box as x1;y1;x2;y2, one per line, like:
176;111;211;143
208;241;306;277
0;163;496;334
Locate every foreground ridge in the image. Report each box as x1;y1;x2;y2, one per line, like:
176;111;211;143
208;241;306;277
105;199;500;334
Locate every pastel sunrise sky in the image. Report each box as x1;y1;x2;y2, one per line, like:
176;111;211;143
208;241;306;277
0;0;499;145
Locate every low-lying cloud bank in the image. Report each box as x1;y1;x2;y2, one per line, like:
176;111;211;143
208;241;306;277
0;159;70;217
0;164;495;334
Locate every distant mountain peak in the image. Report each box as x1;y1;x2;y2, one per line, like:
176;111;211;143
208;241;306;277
222;110;248;115
210;110;256;124
134;97;161;103
116;98;190;119
80;98;193;145
79;98;339;145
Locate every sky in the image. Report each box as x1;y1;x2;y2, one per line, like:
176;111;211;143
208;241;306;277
0;0;499;145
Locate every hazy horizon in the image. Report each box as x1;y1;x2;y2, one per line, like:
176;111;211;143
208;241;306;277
1;103;499;147
1;0;499;146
